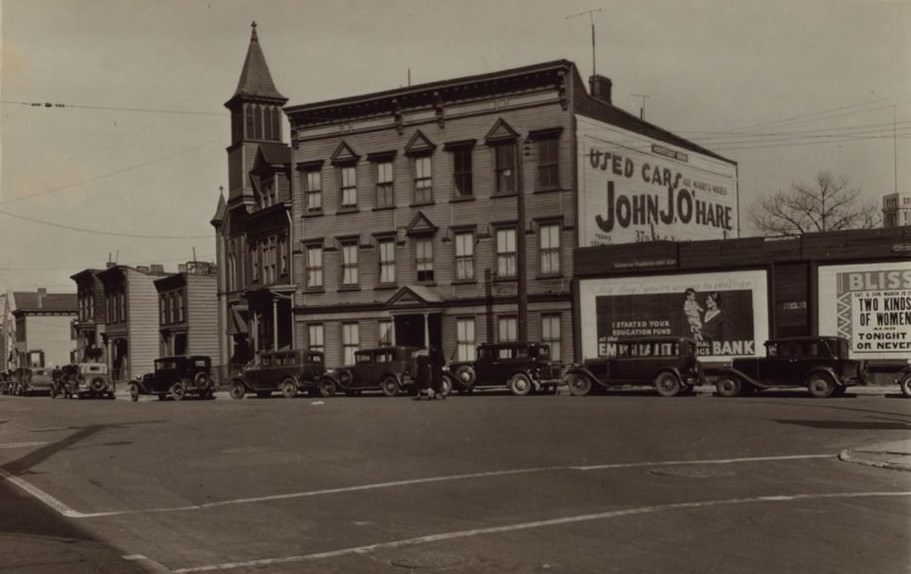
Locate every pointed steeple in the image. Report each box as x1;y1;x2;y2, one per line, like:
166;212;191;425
229;21;286;103
210;186;227;227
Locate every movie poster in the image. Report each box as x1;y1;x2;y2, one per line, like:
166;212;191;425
818;262;911;359
578;270;769;361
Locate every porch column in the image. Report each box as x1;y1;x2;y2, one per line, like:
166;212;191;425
423;312;429;348
272;298;279;351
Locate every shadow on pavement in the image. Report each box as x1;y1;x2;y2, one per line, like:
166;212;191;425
775;418;911;430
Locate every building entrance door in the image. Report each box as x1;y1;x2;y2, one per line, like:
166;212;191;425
394;313;441;349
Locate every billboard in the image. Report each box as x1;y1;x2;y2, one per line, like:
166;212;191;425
818;261;911;359
576;115;738;246
578;270;769;362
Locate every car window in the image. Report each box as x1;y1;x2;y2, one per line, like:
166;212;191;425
478;348;493;360
498;348;512;359
356;354;372;364
309;353;323;363
376;352;390;364
194;359;208;368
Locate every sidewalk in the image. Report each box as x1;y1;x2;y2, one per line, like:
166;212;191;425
839;439;911;472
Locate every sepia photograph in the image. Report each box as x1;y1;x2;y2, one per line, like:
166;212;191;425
1;1;910;572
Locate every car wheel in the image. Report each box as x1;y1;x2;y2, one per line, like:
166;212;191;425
454;365;476;390
230;380;246;400
129;383;140;402
440;375;453;397
900;374;911;398
90;378;106;393
280;378;297;399
319;377;337;398
381;376;400;397
655;372;682;397
508;373;532;396
715;376;742;397
170;381;187;401
807;373;836;398
564;372;592;396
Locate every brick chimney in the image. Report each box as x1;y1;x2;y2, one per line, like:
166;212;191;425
589;75;613;104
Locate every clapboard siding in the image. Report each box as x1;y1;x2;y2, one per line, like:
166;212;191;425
186;274;220;361
126;269;163;380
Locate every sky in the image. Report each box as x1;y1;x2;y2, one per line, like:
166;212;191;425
1;0;910;294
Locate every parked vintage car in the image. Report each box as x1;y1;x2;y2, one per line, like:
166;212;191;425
230;349;326;399
14;366;55;396
129;355;215;401
320;346;439;397
714;336;866;398
448;342;563;395
0;371;10;394
52;362;115;399
562;336;703;397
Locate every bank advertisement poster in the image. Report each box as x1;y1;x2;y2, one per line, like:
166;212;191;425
576;115;739;247
818;262;911;359
578;270;769;361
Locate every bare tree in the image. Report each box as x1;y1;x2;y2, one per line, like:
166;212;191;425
750;171;880;235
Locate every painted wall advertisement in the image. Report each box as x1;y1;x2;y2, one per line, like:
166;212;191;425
576;115;739;247
818;262;911;359
578;270;769;361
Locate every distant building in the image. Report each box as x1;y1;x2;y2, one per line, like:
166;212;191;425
882;192;911;227
1;291;17;371
95;264;170;382
71;268;108;364
10;288;76;368
154;262;219;361
214;24;737;367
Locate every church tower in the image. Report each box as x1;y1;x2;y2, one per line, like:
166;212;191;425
224;21;288;208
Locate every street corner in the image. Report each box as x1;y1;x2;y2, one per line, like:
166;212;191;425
838;439;911;472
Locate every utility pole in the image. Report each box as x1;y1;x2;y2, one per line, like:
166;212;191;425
632;93;649;120
565;9;602;78
516;138;530;344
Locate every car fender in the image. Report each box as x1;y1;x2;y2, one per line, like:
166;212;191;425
714;367;766;389
805;366;845;387
562;365;602;388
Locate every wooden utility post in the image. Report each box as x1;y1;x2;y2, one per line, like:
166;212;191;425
516;138;528;344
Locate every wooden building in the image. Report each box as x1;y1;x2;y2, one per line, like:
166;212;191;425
71;268;107;363
154;263;219;360
10;288;76;368
96;264;169;382
214;24;736;369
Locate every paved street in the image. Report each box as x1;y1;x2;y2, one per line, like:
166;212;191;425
1;390;910;574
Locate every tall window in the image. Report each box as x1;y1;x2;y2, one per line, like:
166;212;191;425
536;138;560;189
378;319;394;346
341;241;359;286
305;244;323;289
498;316;517;343
177;290;185;323
456;318;476;361
415;238;433;283
308;324;324;353
251;243;260;281
160;295;168;325
263;237;276;284
452;148;473;197
541;314;561;361
279;238;287;276
539;223;561;275
376;161;394;208
340;165;357;208
304;169;322;213
496;227;517;278
414;156;432;204
378;238;396;284
494;143;516;195
342;322;359;365
454;231;475;281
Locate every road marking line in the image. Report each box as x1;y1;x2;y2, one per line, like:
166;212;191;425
0;452;837;519
0;441;49;449
171;490;911;573
0;467;83;517
570;453;835;471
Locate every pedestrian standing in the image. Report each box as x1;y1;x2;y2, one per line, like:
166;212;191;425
429;345;446;400
412;348;432;400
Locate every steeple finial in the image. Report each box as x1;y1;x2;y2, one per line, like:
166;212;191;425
251;21;258;40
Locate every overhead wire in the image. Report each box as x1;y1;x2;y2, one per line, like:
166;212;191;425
0;210;211;239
